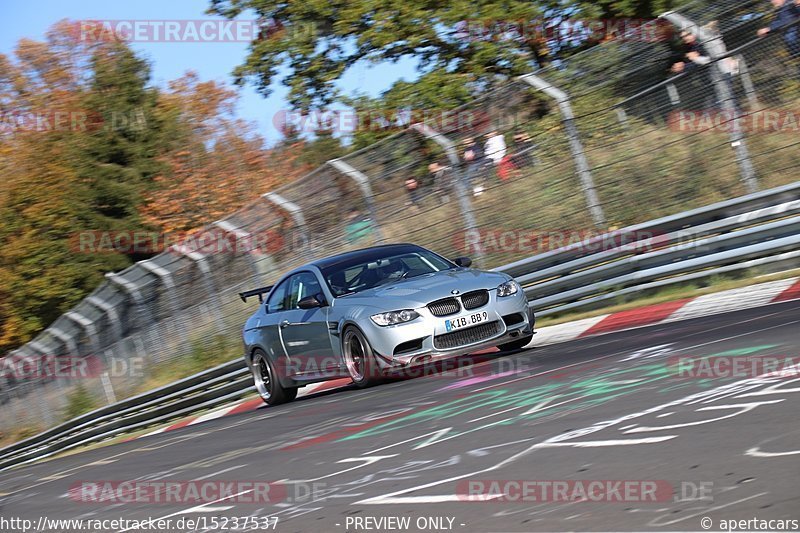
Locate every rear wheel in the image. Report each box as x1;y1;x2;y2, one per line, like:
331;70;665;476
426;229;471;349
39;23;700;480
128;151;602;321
342;327;383;388
252;349;298;405
499;335;533;352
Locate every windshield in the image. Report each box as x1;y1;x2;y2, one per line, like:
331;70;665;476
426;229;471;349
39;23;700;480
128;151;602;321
322;249;454;297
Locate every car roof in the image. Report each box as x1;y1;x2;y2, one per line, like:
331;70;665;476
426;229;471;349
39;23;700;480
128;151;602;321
310;243;427;271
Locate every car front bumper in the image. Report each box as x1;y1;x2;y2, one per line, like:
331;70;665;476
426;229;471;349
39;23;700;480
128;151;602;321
363;289;534;369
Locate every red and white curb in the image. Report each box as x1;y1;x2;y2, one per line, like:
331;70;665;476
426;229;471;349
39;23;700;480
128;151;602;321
533;276;800;346
133;276;800;440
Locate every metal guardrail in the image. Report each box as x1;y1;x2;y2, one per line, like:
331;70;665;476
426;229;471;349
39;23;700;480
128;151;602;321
1;182;798;470
0;360;249;470
494;181;800;316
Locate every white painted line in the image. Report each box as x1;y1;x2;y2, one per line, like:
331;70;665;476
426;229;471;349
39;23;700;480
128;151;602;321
665;278;797;323
368;494;502;504
533;314;610;346
189;404;239;426
746;447;800;457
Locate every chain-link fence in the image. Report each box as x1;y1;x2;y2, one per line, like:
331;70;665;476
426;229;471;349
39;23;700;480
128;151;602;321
2;0;799;435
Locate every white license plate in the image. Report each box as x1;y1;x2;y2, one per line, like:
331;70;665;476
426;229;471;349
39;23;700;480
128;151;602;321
445;311;489;332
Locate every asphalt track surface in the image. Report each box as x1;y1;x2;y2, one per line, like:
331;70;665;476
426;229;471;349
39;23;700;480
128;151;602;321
2;300;799;533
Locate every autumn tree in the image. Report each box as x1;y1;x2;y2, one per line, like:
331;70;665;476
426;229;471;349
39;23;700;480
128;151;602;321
139;72;312;233
0;22;151;350
0;22;304;352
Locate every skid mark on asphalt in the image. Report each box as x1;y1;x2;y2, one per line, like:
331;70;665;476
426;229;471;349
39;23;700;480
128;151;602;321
1;432;203;495
7;302;800;531
346;313;800;506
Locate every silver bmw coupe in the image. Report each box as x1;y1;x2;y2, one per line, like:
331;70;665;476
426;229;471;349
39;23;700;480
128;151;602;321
240;243;534;405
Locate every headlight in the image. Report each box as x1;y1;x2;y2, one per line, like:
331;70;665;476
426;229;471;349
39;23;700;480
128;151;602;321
370;309;420;326
497;280;519;297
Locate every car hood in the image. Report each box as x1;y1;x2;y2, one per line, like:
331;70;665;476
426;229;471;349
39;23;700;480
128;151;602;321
334;268;510;309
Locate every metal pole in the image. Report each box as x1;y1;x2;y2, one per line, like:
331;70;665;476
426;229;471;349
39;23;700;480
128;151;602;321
661;11;759;193
410;122;485;265
213;220;263;275
171;246;226;334
87;295;124;341
263;192;312;261
105;272;147;331
519;74;607;228
327;159;385;243
137;259;190;345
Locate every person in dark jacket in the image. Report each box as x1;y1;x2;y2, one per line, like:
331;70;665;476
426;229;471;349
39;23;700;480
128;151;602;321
670;31;711;74
462;137;485;196
757;0;800;58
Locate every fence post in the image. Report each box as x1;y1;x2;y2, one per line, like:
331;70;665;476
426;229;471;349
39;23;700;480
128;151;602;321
171;247;226;334
734;54;759;109
661;11;759;193
213;220;264;276
137;259;194;347
263;192;311;261
518;74;607;229
410;122;485;265
138;259;180;314
48;327;79;357
24;342;56;428
104;272;147;330
86;295;124;341
327;159;384;243
63;311;100;353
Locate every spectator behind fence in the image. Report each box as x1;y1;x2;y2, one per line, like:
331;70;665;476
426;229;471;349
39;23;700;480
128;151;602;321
484;130;507;165
405;176;422;208
483;130;506;186
757;0;800;58
670;30;711;74
462;137;485;197
427;161;451;205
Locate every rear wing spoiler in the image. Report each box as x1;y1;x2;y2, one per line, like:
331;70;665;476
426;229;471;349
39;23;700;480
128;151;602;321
238;285;273;303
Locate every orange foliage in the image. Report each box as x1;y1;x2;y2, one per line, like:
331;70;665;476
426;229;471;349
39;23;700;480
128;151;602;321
140;72;312;233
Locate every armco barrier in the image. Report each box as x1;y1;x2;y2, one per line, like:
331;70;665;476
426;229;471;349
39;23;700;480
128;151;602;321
5;0;800;435
1;181;798;470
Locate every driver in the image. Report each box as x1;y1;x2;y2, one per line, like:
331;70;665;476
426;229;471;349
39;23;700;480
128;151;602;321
378;259;406;281
329;270;348;296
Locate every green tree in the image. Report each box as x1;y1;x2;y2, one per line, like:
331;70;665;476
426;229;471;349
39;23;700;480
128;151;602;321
208;0;676;112
72;43;166;231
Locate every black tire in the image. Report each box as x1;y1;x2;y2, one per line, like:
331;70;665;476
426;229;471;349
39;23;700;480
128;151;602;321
342;327;383;388
251;349;298;406
498;335;533;352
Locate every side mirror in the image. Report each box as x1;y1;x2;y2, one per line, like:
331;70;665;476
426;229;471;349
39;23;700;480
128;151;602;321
453;257;472;268
298;294;325;309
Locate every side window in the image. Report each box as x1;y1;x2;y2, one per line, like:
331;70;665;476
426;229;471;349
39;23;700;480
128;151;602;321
266;279;290;313
286;272;323;310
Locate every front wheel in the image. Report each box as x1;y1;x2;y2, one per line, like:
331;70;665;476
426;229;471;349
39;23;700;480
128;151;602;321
252;349;298;405
342;327;383;388
498;335;533;352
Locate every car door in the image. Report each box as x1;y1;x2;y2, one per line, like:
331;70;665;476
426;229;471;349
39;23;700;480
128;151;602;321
278;271;336;377
257;278;292;381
